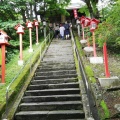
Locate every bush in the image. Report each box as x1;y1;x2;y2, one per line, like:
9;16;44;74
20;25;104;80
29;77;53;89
95;1;120;54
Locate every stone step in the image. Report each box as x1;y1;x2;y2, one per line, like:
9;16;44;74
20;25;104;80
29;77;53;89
25;88;80;96
14;39;85;120
35;70;76;76
15;110;85;120
47;46;73;50
47;49;73;52
49;41;72;44
46;46;73;50
28;82;79;90
19;101;83;111
45;51;73;55
46;43;72;46
45;53;73;56
44;54;74;57
40;61;75;66
38;63;75;68
34;74;77;80
36;66;76;72
42;59;74;63
48;43;72;47
31;78;78;85
22;94;81;103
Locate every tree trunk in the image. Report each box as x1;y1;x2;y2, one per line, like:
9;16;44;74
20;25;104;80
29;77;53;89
21;9;26;23
91;0;100;18
85;0;94;18
26;6;30;20
33;3;37;19
29;3;33;20
84;0;100;18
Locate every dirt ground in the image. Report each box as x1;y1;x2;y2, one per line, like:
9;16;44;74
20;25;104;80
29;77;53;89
83;49;120;120
102;54;120;120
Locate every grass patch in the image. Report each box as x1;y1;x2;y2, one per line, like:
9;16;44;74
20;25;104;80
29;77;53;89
74;36;84;57
73;51;82;80
100;100;110;119
73;31;111;120
85;65;94;77
0;33;53;118
85;65;96;83
0;43;41;99
89;77;96;83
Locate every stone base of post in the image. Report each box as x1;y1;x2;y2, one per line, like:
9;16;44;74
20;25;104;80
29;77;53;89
29;48;33;53
98;76;119;88
89;57;103;64
0;83;5;85
80;39;87;48
80;39;87;44
84;46;93;57
18;60;24;66
36;43;39;45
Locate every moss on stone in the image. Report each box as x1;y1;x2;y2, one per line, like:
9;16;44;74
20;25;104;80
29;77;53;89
0;34;53;119
100;100;110;119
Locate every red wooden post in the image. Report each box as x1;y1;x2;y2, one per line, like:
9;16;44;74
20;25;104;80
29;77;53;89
0;30;10;83
90;18;99;57
92;31;97;57
87;36;90;47
15;24;24;65
84;18;91;46
26;21;33;52
33;20;39;45
103;42;110;78
73;9;78;19
19;33;23;60
36;26;39;44
82;24;85;40
29;28;32;50
1;45;5;83
79;16;86;40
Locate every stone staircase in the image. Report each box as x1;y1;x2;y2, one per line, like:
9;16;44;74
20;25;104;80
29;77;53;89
14;39;85;120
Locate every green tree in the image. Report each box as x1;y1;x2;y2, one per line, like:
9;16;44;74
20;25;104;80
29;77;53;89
0;0;70;23
37;0;70;19
79;0;99;18
0;0;70;62
96;0;120;53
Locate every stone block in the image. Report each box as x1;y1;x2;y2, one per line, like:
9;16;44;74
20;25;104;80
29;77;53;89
89;57;103;64
18;60;24;66
98;76;119;88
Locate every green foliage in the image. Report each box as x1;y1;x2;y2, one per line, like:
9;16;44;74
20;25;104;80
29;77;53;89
0;20;24;30
75;36;84;56
83;0;100;18
0;20;24;42
78;5;89;16
95;1;120;53
96;21;113;47
0;38;47;118
85;65;96;83
41;0;70;18
9;40;19;46
100;100;110;119
90;0;98;17
0;19;42;63
74;51;81;80
85;65;94;77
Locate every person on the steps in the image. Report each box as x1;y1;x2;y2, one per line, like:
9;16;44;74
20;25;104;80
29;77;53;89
54;24;60;39
59;23;65;40
64;21;70;40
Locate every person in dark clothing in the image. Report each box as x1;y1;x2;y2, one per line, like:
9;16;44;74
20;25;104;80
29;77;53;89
54;24;60;39
64;21;70;40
